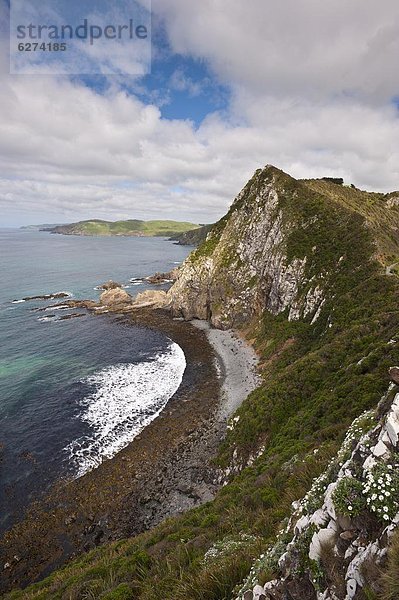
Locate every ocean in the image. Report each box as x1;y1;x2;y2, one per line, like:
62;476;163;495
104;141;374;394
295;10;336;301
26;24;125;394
0;229;191;532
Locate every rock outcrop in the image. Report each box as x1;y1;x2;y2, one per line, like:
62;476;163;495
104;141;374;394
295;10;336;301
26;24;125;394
99;287;132;306
145;268;179;284
131;290;169;309
99;280;122;290
17;292;71;302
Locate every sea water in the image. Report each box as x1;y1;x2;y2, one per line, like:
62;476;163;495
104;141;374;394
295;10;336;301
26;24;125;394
0;228;191;532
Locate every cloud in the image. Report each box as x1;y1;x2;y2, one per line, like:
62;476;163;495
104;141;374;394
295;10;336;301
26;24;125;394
1;1;399;225
156;0;399;102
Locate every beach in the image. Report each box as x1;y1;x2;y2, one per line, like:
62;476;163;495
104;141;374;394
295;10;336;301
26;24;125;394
191;319;260;418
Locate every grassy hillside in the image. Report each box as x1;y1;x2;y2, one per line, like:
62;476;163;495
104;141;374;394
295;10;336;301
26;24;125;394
47;219;200;237
302;179;399;265
7;169;399;600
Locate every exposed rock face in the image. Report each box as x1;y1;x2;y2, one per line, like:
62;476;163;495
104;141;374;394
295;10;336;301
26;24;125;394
131;290;169;309
389;366;399;385
99;280;122;290
99;287;132;306
168;166;327;329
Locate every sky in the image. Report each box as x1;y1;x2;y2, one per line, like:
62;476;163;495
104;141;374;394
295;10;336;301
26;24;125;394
1;0;399;226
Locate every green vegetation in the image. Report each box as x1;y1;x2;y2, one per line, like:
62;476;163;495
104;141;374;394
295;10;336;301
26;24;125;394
332;477;366;517
47;219;200;237
170;224;213;246
7;167;399;599
380;528;399;599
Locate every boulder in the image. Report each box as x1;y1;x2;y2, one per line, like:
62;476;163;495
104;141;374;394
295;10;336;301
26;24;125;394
100;288;132;306
253;585;266;600
372;440;389;457
99;280;122;290
132;290;169;309
309;528;336;561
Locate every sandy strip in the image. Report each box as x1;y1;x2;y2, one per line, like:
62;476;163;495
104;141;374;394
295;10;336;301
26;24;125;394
191;320;261;418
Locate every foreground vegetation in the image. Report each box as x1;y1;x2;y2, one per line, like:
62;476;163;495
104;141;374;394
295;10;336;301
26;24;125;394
7;174;399;599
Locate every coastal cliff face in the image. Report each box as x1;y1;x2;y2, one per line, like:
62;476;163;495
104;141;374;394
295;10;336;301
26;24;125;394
169;166;307;327
168;165;390;330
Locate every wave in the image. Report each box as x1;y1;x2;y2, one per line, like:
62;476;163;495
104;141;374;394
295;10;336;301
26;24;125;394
65;341;186;478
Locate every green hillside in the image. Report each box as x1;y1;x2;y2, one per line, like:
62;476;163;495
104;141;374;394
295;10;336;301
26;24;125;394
46;219;200;237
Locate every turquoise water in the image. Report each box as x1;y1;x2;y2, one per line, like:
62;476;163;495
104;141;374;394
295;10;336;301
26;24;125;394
0;229;191;532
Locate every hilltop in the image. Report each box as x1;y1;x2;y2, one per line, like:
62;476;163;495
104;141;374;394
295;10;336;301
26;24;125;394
5;165;399;600
40;219;201;237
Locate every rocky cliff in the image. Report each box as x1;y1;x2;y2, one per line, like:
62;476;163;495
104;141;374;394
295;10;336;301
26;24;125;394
168;165;399;330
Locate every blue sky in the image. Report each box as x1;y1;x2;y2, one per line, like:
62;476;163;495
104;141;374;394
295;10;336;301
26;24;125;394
1;0;399;226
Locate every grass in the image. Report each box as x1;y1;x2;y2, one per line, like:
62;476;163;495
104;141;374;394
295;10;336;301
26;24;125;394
7;166;399;599
380;528;399;599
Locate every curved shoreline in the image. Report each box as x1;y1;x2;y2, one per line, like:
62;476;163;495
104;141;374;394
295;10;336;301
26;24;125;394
0;307;259;594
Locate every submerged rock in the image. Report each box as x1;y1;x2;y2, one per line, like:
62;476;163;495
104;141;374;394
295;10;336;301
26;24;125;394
19;292;70;302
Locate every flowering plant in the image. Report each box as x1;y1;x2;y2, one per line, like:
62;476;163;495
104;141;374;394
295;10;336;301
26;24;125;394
363;462;399;522
332;477;366;517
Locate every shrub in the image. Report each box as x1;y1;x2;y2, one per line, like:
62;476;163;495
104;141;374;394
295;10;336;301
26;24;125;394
332;477;366;517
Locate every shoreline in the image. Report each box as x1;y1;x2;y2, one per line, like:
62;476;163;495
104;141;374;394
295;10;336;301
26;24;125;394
191;319;260;418
0;307;259;594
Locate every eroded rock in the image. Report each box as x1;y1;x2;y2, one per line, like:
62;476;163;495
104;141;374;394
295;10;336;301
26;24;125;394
99;288;132;306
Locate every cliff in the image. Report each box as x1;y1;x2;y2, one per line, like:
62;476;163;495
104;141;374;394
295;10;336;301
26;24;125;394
237;378;399;600
168;165;399;329
169;223;213;246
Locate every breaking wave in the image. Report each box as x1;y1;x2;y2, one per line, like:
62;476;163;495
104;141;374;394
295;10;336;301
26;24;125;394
66;341;186;478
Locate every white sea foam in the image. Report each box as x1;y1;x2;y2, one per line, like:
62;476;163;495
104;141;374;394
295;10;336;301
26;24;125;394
12;299;26;304
45;305;69;311
66;341;186;478
37;316;58;322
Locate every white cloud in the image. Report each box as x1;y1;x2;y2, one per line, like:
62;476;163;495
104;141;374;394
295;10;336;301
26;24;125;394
1;0;399;225
155;0;399;102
